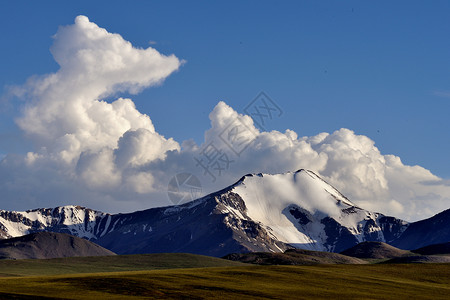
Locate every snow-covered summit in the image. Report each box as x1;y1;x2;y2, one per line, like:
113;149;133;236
220;169;408;251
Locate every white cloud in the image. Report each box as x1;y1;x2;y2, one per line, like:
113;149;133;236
0;16;449;222
0;16;181;210
16;16;181;152
433;90;450;98
189;101;449;221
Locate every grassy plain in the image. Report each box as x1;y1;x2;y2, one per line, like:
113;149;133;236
0;253;244;277
0;256;448;299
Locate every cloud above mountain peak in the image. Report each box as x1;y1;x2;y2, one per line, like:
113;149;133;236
0;16;449;222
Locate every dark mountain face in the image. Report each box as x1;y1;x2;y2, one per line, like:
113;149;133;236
0;191;292;257
391;209;450;250
94;190;291;256
0;232;115;259
0;170;446;257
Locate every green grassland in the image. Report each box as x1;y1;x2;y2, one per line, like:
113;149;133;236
0;253;245;277
0;254;448;299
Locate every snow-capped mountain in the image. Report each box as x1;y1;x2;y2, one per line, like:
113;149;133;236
0;206;108;240
0;169;432;256
230;170;408;252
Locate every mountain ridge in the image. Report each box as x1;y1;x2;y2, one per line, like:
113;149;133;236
0;169;447;257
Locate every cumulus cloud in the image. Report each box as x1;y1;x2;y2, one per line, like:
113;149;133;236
189;102;450;221
0;16;181;210
0;16;449;222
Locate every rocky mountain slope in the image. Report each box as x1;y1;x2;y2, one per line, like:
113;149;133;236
391;208;450;250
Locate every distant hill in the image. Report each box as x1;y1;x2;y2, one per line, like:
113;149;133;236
384;255;450;264
413;242;450;256
223;248;366;265
0;232;115;259
340;241;411;259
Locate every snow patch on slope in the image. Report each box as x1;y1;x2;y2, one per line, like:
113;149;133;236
232;169;387;250
232;170;342;248
0;206;108;239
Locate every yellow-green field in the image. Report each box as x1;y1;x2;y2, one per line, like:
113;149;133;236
0;253;245;277
0;255;448;299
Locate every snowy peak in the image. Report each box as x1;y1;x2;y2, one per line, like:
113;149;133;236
227;170;407;252
230;169;359;230
234;169;357;210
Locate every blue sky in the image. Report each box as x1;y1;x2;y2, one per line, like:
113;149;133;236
0;1;449;219
1;1;449;178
